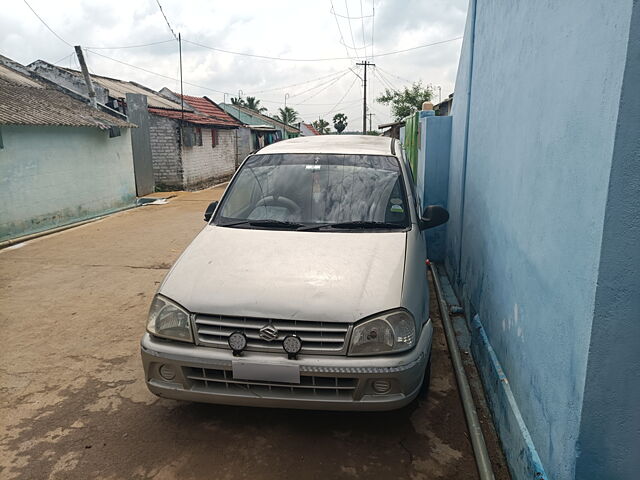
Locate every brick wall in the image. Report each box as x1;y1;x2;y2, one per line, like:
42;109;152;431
149;115;183;189
181;128;237;190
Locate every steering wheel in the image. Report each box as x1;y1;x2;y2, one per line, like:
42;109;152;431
255;195;301;216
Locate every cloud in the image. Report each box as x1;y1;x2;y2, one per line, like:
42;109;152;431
1;0;468;125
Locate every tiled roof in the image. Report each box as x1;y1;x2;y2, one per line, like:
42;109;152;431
304;122;320;135
0;64;133;129
223;104;300;134
148;106;238;128
181;94;242;127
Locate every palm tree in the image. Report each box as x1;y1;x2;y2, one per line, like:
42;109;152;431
275;106;299;125
245;96;267;113
333;113;348;134
230;96;245;106
312;118;330;135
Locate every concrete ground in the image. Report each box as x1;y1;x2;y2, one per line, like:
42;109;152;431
0;185;510;480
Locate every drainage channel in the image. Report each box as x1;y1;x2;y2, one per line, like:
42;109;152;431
429;261;496;480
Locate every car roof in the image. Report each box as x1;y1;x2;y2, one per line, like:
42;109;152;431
258;135;396;156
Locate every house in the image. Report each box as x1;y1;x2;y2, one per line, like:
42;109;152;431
157;88;244;182
29;61;241;191
0;55;135;243
296;121;320;136
434;93;453;116
219;103;299;158
378;121;405;139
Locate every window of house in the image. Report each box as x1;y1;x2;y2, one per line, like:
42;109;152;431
211;129;218;148
194;127;203;146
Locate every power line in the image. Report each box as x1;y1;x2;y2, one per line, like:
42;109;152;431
53;51;74;65
344;0;360;60
329;0;354;60
371;1;375;58
22;0;72;46
288;70;351;98
155;0;178;40
249;69;350;94
376;65;413;85
375;36;462;58
360;0;367;59
323;73;360;117
339;38;372;50
182;36;461;62
290;71;351;106
86;48;223;92
375;67;401;92
330;9;373;19
86;39;176;50
84;49;358;107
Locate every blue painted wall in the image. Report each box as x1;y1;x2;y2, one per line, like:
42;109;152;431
575;4;640;476
441;0;638;478
416;112;452;262
0;125;136;241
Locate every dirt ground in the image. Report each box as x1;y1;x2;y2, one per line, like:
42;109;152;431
0;185;509;480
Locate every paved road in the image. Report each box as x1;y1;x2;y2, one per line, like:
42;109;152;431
0;186;508;480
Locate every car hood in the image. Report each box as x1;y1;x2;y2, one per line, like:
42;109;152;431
159;225;407;323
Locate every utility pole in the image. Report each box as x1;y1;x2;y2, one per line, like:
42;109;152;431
367;113;375;133
356;60;375;134
179;33;184;123
74;46;97;108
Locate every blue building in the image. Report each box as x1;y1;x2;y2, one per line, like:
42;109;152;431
416;1;639;478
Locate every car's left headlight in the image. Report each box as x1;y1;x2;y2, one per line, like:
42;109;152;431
348;309;416;355
147;295;193;343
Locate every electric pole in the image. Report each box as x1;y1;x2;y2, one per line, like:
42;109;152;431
367;113;375;133
179;33;184;123
74;46;97;109
356;60;375;134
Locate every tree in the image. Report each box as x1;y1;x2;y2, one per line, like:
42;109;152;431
275;106;299;125
245;96;267;113
376;81;433;121
333;113;348;134
230;96;245;106
312;118;330;135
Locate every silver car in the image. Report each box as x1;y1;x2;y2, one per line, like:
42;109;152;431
141;135;448;411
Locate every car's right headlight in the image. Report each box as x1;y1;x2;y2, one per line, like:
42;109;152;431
147;295;193;343
348;309;416;355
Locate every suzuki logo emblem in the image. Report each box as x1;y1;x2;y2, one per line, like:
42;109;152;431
259;324;279;342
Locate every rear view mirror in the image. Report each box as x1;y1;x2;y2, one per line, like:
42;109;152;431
420;205;449;230
204;201;219;222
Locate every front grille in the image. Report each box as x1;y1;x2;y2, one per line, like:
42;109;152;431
185;367;357;399
193;315;351;355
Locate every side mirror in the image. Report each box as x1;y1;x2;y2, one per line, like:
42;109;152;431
420;205;449;230
204;201;219;222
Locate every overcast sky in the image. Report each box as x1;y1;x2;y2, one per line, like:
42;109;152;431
2;0;468;127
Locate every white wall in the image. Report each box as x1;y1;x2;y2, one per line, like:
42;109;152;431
0;125;136;241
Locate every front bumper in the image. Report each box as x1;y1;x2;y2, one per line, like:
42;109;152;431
140;319;433;411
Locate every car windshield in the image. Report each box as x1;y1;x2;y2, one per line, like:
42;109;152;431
214;153;410;230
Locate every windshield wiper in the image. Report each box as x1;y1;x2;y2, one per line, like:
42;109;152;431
220;219;305;229
299;221;405;231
